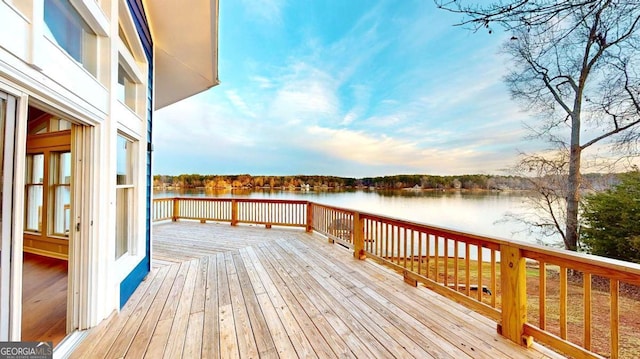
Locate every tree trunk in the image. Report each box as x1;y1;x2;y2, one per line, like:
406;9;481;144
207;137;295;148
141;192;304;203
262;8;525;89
565;115;582;251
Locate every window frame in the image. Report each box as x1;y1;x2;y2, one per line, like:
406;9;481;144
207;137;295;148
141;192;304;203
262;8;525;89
116;0;147;118
49;151;71;238
41;0;108;77
115;132;136;260
24;153;45;234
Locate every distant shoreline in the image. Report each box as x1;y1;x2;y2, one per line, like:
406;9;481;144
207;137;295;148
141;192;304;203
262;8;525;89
153;172;619;192
153;185;526;193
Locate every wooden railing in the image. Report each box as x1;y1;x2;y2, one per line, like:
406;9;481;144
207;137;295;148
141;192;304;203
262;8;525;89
153;198;640;358
152;197;309;229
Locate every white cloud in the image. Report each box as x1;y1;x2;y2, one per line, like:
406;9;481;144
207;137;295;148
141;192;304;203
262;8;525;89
268;63;339;125
250;76;275;89
154;96;258;152
225;90;256;119
341;111;357;126
302;126;519;174
240;0;285;24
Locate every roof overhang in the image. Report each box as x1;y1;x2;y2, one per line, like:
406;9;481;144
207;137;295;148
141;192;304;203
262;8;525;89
144;0;220;110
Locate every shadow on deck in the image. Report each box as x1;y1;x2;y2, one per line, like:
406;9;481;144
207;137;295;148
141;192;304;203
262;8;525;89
71;221;563;358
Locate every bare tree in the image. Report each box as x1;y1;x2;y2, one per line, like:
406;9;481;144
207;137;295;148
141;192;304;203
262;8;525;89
502;151;570;247
437;0;640;250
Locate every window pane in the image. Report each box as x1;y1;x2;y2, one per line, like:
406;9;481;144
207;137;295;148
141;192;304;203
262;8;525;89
50;118;72;132
115;187;129;258
117;64;126;104
116;134;135;259
44;0;97;75
55;152;71;184
119;25;134;55
117;64;137;110
26;154;44;184
116;135;133;185
51;186;70;236
50;152;71;237
25;154;44;233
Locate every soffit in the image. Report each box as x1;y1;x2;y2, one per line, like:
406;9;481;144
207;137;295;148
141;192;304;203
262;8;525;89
144;0;220;110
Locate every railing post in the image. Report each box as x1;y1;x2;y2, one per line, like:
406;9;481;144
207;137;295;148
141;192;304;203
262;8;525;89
353;212;366;260
231;199;238;226
306;202;313;233
172;198;179;221
498;244;531;347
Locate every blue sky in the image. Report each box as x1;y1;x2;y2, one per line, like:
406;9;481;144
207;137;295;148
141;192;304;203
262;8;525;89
154;0;543;177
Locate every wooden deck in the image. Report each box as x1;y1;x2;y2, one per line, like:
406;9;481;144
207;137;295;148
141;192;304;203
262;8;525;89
71;221;563;358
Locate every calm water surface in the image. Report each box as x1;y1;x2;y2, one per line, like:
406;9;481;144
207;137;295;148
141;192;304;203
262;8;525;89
154;188;559;246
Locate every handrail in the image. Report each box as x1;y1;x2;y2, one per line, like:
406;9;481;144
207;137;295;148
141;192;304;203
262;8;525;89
152;197;640;358
152;197;309;228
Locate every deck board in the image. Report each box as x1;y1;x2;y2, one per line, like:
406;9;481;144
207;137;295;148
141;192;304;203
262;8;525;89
71;221;565;358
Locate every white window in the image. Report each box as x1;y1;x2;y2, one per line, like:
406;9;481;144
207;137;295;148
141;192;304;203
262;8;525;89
117;62;138;111
43;0;98;76
24;154;44;233
115;134;135;259
117;0;147;118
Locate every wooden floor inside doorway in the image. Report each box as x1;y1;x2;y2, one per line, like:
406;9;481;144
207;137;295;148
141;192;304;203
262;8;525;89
22;252;67;346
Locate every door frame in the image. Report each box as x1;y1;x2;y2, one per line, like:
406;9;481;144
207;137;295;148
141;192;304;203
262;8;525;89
0;91;17;341
0;81;95;342
0;86;28;341
24;129;72;259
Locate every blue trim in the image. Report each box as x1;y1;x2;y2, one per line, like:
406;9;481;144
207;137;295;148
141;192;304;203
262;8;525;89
120;0;153;308
119;257;149;308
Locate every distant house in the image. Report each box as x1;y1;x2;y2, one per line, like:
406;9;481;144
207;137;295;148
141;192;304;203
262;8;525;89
0;0;218;353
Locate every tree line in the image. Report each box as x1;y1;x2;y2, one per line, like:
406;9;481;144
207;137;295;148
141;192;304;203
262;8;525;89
153;173;619;191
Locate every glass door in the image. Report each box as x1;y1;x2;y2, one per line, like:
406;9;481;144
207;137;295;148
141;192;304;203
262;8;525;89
24;116;71;259
0;92;17;340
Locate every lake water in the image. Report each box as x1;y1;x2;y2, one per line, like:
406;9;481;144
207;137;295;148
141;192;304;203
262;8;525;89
154;188;560;246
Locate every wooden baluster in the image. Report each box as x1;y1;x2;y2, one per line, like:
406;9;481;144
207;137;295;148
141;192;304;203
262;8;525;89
265;202;272;228
403;228;408;269
560;266;567;340
539;261;546;330
410;230;415;272
434;235;439;282
454;241;459;294
418;231;423;276
198;200;204;223
490;249;496;308
425;233;430;279
395;226;400;265
366;219;372;253
611;279;619;359
306;202;313;232
386;223;390;260
465;244;471;297
584;272;591;351
231;199;238;226
353;211;365;260
172;198;179;221
477;245;483;302
443;238;448;287
498;244;531;347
